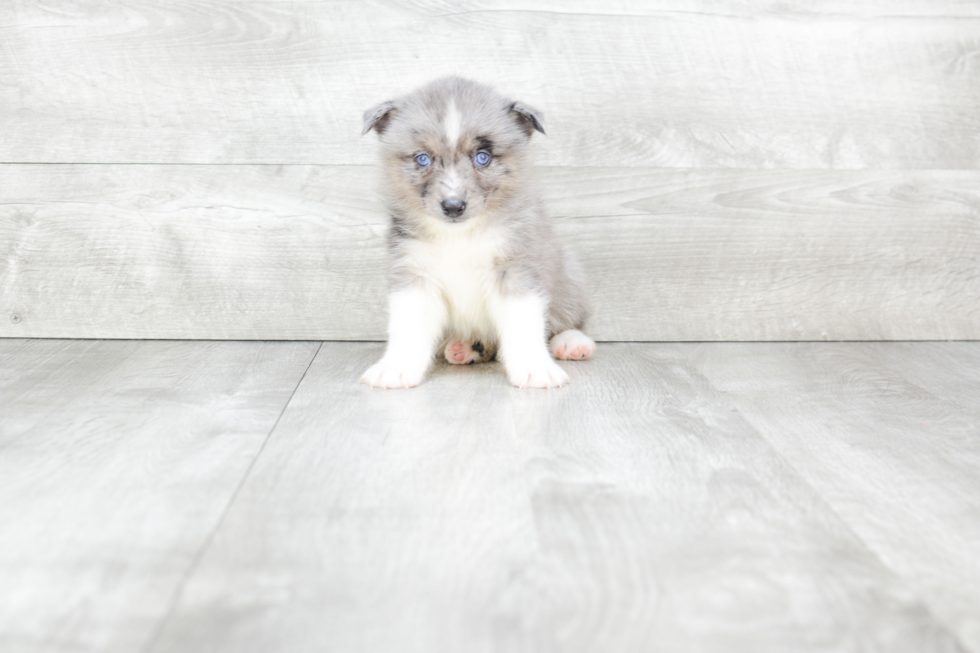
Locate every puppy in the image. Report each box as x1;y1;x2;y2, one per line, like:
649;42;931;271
360;76;595;389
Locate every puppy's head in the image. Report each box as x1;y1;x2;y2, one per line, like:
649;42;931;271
362;77;545;226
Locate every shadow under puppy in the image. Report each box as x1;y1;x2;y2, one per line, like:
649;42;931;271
360;76;595;389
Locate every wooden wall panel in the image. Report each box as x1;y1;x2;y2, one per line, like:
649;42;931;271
2;165;977;341
2;1;978;340
1;1;979;168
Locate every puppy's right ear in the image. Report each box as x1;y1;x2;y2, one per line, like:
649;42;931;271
362;101;397;136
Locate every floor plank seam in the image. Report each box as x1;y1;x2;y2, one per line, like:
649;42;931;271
137;341;324;653
718;392;973;652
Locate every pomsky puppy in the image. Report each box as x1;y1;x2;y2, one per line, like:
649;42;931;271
360;76;595;389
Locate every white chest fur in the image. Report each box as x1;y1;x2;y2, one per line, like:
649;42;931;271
402;229;507;338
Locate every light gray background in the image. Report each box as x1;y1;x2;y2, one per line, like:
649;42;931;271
3;0;978;341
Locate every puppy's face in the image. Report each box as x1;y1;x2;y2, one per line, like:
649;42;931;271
363;78;545;226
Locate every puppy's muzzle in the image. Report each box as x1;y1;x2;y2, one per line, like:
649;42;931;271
441;198;466;218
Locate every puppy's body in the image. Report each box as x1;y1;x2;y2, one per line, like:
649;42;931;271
361;77;594;388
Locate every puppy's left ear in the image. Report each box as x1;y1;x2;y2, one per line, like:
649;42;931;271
362;101;397;136
510;101;546;137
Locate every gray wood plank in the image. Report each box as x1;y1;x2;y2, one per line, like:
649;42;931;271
0;339;320;653
2;1;979;167
682;342;980;651
3;165;978;341
145;342;964;653
870;343;980;415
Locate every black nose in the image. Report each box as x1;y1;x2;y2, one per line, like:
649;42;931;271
441;198;466;218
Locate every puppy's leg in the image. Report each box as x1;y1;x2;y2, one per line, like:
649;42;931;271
361;285;447;389
549;329;596;361
491;294;569;389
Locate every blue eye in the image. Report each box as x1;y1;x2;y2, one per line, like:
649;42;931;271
415;153;431;167
474;151;491;167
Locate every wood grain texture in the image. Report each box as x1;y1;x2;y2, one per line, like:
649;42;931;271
684;342;980;651
2;164;978;340
2;0;979;167
0;339;319;653
140;342;966;652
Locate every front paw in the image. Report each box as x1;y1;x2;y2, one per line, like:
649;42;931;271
506;359;570;389
360;358;427;389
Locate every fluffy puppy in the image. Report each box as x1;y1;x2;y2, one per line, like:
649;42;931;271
360;76;595;389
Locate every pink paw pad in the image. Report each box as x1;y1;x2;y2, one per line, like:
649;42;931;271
444;340;481;365
549;329;596;361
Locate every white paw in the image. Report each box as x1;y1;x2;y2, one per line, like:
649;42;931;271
360;358;427;389
506;358;570;389
549;329;596;361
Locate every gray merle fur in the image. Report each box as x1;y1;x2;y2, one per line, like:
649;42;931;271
363;77;591;363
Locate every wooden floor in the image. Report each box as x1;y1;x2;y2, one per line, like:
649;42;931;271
1;339;978;653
